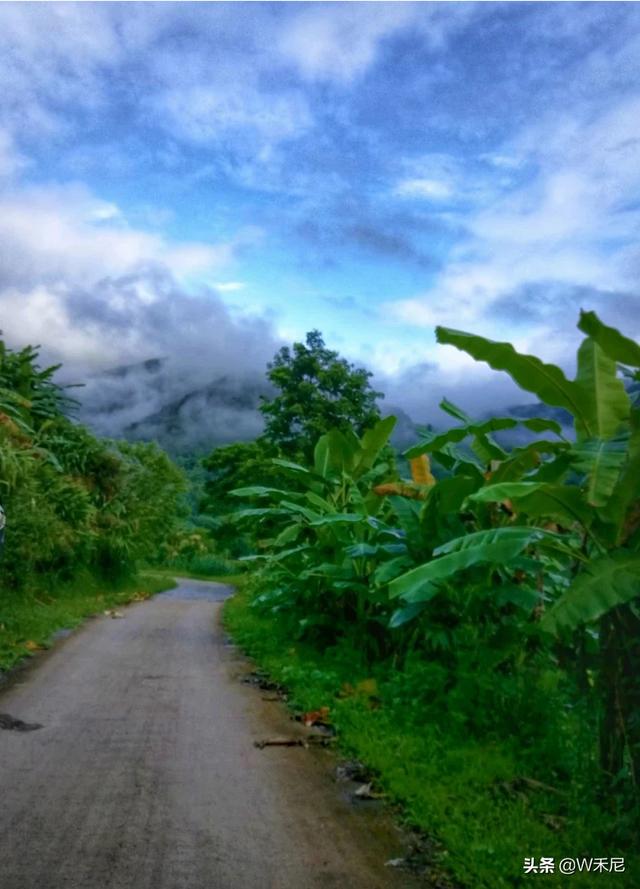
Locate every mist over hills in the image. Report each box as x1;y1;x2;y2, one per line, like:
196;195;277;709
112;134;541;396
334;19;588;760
76;356;427;455
77;357;272;454
76;356;574;457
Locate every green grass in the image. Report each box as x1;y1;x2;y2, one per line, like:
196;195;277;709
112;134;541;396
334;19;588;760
0;571;175;673
224;585;639;889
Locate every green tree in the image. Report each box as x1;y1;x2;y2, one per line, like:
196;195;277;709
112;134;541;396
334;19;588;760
0;337;186;589
260;330;383;460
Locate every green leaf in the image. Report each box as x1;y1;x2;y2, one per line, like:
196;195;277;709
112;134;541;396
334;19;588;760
574;338;630;440
522;418;565;436
405;417;517;459
271;458;312;474
388;496;423;550
274;523;303;547
469;482;592;528
526;452;574;483
280;500;321;522
471;431;507;464
373;555;414;585
600;409;640;540
346;542;380;557
230;486;291;498
571;431;629;507
314;428;360;477
578;311;640;368
439;398;472;423
271;544;313;562
496;584;542;611
305;491;336;513
389;601;429;628
390;527;546;601
490;440;569;484
542;551;640;633
433;526;549;556
406;415;563;462
428;474;484;514
355;415;396;476
308;512;364;526
436;326;592;433
230;507;290;521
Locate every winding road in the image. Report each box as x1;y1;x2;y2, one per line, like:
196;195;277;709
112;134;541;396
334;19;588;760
0;579;418;888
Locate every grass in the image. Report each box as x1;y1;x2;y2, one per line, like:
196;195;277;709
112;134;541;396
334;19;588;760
224;584;639;889
0;570;175;673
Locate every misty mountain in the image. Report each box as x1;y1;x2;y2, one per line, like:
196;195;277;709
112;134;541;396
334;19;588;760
76;358;588;458
77;356;272;454
76;355;426;456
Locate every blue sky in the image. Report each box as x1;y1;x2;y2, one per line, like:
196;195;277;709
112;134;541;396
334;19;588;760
1;2;639;423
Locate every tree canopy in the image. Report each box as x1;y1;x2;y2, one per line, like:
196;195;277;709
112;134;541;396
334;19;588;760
259;330;382;459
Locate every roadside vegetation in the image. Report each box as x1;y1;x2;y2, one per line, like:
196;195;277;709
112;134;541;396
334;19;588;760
0;340;182;670
0;572;174;672
3;315;639;887
218;317;640;888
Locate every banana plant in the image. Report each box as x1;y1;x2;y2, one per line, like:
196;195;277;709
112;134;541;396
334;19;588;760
390;312;638;631
230;416;402;650
389;311;640;785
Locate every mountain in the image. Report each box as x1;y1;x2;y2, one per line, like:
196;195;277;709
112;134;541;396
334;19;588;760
77;357;271;454
77;360;594;458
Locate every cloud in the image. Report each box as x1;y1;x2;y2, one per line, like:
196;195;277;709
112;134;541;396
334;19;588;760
69;268;279;451
213;281;246;293
386;91;640;356
276;3;419;82
276;2;480;83
0;181;281;448
0;183;243;295
155;83;313;151
395;178;452;201
377;355;533;430
2;2;640;444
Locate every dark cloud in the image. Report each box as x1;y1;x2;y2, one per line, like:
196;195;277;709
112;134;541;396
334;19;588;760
1;262;283;453
377;359;536;430
295;203;443;269
488;281;640;337
344;223;434;267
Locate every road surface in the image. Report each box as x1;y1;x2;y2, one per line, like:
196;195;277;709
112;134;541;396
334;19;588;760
0;578;419;888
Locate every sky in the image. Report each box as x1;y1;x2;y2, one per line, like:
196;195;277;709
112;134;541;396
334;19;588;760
1;1;639;429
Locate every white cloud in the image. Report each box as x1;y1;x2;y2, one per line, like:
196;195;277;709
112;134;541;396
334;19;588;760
277;3;480;83
88;201;122;223
395;178;452;201
157;84;312;148
0;183;235;291
277;4;416;82
214;281;246;293
386;93;640;354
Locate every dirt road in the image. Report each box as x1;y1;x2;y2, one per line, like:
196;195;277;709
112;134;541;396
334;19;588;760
0;579;418;889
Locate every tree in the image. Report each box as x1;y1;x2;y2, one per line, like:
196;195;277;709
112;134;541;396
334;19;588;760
260;330;383;459
202;441;281;510
0;336;186;589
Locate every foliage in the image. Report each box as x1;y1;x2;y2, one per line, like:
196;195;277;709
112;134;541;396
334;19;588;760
259;329;383;460
0;572;175;672
0;339;186;593
230;416;403;656
225;584;640;889
227;310;640;866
